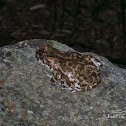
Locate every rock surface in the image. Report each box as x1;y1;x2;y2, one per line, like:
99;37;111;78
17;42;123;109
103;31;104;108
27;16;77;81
0;39;126;126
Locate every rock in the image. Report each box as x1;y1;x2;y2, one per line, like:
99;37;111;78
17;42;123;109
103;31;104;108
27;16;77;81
0;39;126;126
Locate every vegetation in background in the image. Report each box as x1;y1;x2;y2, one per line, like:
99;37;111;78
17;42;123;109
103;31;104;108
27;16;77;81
0;0;126;66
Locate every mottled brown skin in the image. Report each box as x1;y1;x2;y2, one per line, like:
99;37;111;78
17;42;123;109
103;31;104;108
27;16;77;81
36;45;102;92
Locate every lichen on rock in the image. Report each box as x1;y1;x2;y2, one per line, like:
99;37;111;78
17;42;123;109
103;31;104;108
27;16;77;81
0;39;126;126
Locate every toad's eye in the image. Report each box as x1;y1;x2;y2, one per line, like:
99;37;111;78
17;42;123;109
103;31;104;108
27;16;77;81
39;53;44;60
40;54;47;63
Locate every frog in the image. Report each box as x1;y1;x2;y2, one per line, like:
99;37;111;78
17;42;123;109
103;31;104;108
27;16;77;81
36;44;102;92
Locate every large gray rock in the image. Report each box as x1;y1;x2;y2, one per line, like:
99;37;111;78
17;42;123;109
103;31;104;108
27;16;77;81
0;39;126;126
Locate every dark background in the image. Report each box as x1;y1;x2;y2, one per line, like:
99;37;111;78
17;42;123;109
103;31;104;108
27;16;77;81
0;0;126;67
